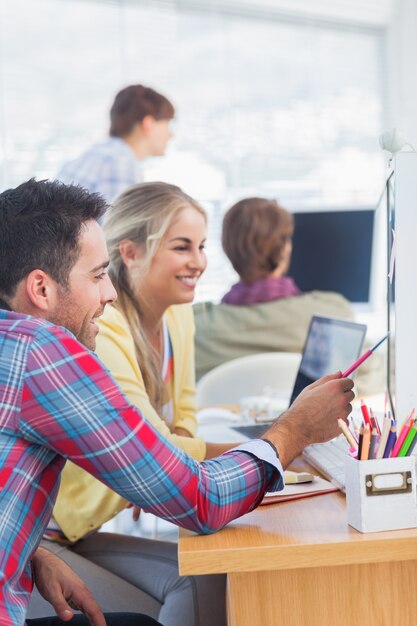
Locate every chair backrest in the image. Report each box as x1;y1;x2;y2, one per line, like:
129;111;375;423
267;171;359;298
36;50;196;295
196;352;302;406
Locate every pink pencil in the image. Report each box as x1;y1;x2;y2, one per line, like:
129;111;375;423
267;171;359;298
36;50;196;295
342;333;389;378
391;409;415;457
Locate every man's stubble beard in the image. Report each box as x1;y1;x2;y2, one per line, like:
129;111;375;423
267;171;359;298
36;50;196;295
49;289;97;351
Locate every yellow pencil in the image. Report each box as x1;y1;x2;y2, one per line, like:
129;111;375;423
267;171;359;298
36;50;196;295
337;419;357;449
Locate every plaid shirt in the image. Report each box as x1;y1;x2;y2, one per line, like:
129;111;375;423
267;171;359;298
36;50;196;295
0;310;283;625
56;137;143;203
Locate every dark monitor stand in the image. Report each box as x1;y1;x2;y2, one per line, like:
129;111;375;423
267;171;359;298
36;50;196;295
288;209;375;304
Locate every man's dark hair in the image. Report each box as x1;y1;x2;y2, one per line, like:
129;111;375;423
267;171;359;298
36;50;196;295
109;84;175;138
0;178;108;297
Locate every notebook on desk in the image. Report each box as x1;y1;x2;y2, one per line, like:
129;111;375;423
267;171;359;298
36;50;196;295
232;315;367;440
261;474;339;504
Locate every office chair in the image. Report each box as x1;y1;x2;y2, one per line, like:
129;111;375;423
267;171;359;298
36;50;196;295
196;351;302;406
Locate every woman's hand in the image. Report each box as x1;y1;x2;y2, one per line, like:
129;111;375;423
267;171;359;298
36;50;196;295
126;502;142;522
173;427;192;437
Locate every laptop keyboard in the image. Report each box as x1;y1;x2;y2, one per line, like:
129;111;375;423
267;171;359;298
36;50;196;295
231;423;273;439
303;435;350;491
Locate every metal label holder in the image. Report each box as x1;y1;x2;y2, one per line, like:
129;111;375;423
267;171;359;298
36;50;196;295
365;470;412;496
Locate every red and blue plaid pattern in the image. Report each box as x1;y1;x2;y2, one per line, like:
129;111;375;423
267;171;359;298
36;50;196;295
0;310;283;625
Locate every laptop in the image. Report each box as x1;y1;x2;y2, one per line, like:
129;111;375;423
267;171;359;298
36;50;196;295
232;315;367;439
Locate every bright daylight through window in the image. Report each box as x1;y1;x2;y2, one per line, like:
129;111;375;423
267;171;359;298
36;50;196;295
0;0;386;301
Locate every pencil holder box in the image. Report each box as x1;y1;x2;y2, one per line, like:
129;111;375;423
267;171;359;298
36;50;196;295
345;455;417;533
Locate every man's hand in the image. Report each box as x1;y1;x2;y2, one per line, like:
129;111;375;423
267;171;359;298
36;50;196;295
32;547;106;626
264;372;355;468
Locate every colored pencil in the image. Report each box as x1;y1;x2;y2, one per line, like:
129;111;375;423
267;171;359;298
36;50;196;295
398;420;417;457
360;424;371;460
338;419;358;450
368;427;378;460
360;399;372;430
391;411;414;457
357;423;364;460
383;423;397;458
376;415;392;460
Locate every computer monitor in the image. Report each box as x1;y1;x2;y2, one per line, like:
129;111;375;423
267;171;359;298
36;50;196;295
288;209;375;304
232;315;367;441
289;315;367;405
386;170;396;419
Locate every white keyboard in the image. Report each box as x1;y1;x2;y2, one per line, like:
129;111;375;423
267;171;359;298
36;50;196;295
303;435;350;492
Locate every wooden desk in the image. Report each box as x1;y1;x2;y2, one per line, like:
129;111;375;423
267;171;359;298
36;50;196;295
178;459;417;626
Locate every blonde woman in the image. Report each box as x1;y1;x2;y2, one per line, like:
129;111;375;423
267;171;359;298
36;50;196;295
33;183;231;626
97;181;234;460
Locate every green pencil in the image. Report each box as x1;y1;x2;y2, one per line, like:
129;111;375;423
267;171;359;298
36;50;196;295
398;422;417;456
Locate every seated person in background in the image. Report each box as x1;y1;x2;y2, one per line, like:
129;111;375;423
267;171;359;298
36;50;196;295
37;182;240;626
57;84;174;203
0;179;354;626
194;197;383;395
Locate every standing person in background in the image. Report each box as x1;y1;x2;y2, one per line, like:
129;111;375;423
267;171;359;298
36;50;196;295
57;85;174;203
194;197;382;395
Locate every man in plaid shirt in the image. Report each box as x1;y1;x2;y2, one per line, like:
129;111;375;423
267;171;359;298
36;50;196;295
0;179;354;625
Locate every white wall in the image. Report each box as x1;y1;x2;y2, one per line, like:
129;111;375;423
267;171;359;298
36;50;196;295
386;0;417;146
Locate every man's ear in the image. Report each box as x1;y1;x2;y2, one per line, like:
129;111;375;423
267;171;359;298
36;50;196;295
140;115;155;136
25;269;58;312
119;240;144;269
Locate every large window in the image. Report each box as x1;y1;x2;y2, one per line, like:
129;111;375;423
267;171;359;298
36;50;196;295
0;0;387;301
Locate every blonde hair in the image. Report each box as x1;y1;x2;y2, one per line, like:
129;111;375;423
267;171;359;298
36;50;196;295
104;181;206;411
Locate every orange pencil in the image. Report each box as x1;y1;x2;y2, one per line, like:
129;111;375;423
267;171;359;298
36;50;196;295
360;424;371;460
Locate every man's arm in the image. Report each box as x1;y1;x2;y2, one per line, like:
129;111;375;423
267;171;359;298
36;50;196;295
263;372;355;468
22;327;354;534
32;547;106;626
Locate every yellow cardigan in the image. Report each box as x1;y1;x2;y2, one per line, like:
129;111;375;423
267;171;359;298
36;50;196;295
53;303;205;543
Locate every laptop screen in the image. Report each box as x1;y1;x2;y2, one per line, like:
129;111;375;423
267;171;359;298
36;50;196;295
289;315;367;405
